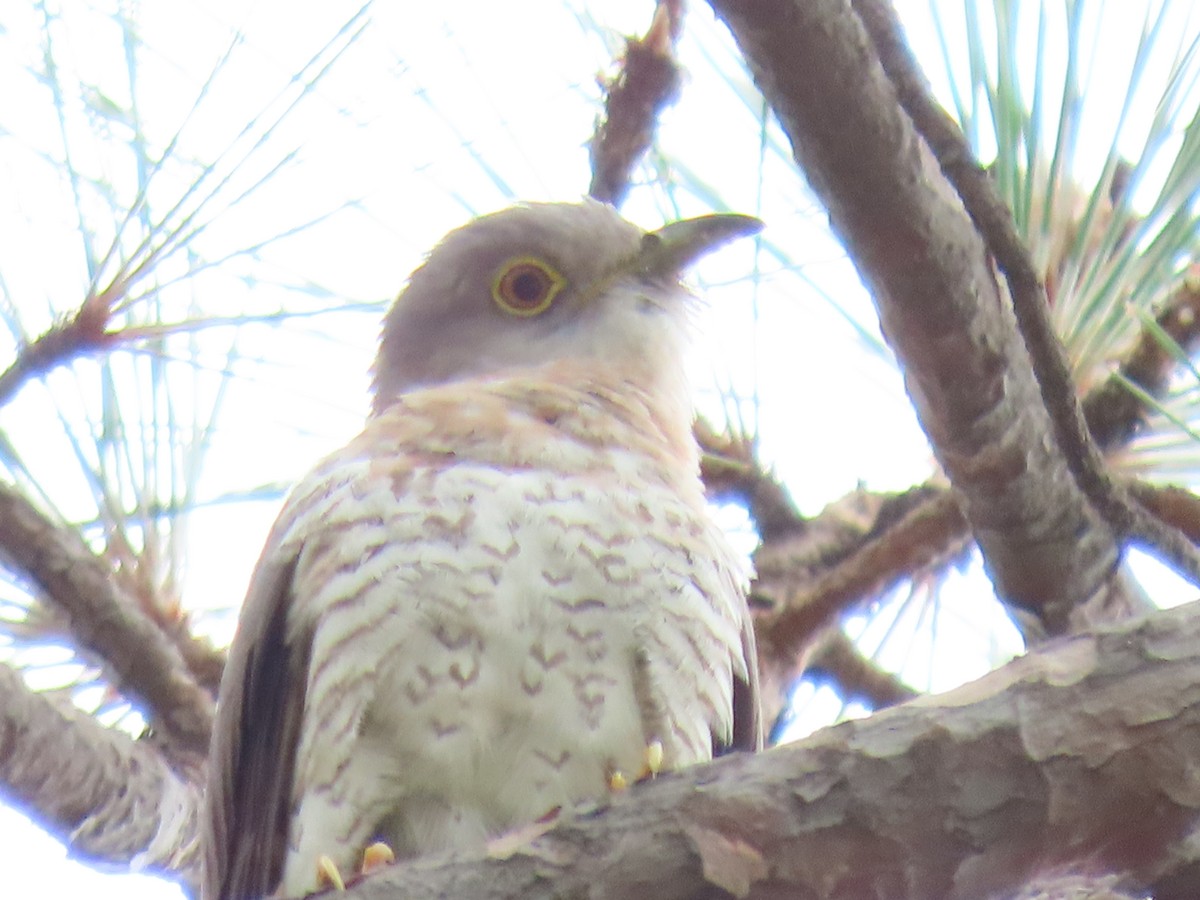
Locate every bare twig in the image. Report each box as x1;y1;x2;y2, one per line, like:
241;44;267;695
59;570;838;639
588;0;684;207
0;483;213;756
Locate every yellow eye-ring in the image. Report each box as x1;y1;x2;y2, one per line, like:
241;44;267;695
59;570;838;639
491;257;566;317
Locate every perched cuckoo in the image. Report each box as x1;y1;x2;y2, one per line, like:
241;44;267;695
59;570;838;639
202;200;763;899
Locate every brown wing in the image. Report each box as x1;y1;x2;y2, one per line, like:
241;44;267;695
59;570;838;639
724;608;763;754
202;554;312;900
724;614;763;753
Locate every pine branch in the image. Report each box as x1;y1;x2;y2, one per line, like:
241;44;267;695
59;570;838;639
805;628;915;709
0;483;213;756
0;291;117;409
747;485;961;723
588;0;684;207
851;0;1200;598
754;488;968;711
1082;268;1200;451
706;0;1121;635
1129;481;1200;545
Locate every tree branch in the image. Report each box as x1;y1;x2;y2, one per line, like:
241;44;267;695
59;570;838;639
1129;480;1200;546
588;0;684;207
851;0;1200;593
805;628;916;709
0;483;213;756
1082;267;1200;452
695;419;807;540
705;0;1120;634
319;599;1200;899
748;485;963;724
0;662;199;892
0;290;116;410
754;488;966;662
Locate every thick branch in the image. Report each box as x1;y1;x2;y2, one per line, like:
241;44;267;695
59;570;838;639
706;0;1119;634
0;483;213;755
0;663;200;890
324;600;1200;900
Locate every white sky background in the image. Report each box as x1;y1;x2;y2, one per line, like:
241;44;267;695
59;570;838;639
0;0;1197;896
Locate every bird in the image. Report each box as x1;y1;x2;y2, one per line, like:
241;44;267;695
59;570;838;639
201;199;763;900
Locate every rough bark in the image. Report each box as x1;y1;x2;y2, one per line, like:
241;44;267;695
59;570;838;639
705;0;1119;634
314;600;1200;900
0;663;201;892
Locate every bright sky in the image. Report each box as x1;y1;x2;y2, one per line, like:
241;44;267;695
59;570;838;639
0;1;1196;897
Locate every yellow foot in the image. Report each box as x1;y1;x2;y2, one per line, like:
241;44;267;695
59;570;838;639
641;740;664;780
360;841;395;876
316;855;345;892
608;769;628;792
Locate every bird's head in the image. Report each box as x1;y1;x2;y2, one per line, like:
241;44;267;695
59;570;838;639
371;200;762;415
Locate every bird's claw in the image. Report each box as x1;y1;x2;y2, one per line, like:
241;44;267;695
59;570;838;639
641;739;664;780
361;841;396;876
316;855;345;892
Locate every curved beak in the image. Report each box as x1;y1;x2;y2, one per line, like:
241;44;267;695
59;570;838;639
635;213;764;279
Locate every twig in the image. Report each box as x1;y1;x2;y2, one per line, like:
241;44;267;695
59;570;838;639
806;629;916;709
759;489;970;663
1128;481;1200;546
1082;267;1200;450
0;483;213;756
588;0;684;207
853;0;1200;590
0;290;116;409
695;419;807;539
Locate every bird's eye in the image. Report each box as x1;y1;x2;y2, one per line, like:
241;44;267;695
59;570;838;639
492;258;566;317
